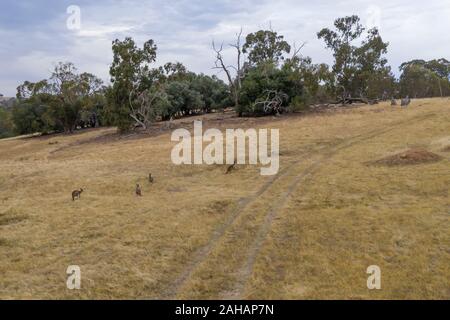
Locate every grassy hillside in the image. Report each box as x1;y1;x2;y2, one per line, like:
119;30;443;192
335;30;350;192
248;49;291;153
0;98;449;299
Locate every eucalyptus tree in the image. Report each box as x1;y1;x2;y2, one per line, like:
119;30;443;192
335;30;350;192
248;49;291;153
318;15;393;101
107;37;157;131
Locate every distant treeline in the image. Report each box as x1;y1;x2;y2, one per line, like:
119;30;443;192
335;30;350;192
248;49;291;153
1;15;449;137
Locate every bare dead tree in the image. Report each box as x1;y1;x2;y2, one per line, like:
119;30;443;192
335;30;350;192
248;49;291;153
229;28;244;91
212;28;244;114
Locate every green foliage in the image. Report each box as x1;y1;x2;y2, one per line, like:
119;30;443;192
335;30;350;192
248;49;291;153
238;62;303;116
399;59;450;98
189;74;230;112
289;92;312;112
425;59;450;79
16;80;51;100
283;56;333;102
165;81;204;117
236;29;331;116
79;89;107;128
318;15;395;100
105;38;231;127
317;15;364;96
12;96;55;135
13;62;105;135
400;59;450;80
106;38;228;129
243;30;291;66
0;107;14;138
399;60;450;98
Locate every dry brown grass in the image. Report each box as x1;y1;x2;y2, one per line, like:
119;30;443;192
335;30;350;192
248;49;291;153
0;98;449;299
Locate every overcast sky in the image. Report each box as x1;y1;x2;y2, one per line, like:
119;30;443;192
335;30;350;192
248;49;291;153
1;0;449;96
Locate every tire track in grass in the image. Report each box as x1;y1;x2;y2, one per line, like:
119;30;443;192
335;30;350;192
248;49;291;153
162;112;435;299
160;150;317;299
225;112;437;299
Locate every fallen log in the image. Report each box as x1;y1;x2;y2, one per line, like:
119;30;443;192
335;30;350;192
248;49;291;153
329;97;369;105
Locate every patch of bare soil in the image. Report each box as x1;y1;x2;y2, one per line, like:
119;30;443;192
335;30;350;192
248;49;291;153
371;148;442;166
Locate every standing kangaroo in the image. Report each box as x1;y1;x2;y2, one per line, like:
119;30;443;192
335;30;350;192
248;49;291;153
72;189;83;201
148;173;154;183
401;96;411;107
226;160;237;174
136;184;142;196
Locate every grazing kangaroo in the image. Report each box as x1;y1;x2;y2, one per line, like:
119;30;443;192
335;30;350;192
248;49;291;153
136;184;142;196
72;189;83;201
226;160;237;174
148;173;154;183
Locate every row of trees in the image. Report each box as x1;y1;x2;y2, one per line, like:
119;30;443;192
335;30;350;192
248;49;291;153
106;38;230;131
399;59;450;98
2;15;449;137
10;62;106;135
211;16;449;115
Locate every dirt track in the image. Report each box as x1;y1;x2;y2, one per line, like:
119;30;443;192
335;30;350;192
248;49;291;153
163;111;438;299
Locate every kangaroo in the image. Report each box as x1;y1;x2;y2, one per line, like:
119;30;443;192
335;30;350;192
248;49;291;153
226;160;237;174
391;98;397;106
401;96;411;107
72;189;83;201
148;173;154;183
136;184;142;196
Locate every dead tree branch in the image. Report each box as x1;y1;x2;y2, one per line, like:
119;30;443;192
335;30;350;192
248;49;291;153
253;90;289;114
212;27;245;114
291;41;307;60
129;88;165;130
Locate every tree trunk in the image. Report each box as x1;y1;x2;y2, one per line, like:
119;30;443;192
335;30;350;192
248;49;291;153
129;113;147;130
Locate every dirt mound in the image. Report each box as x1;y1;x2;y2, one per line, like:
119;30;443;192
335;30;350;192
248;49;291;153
372;149;442;166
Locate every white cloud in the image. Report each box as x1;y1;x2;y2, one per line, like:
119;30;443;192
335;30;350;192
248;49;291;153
75;25;136;38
